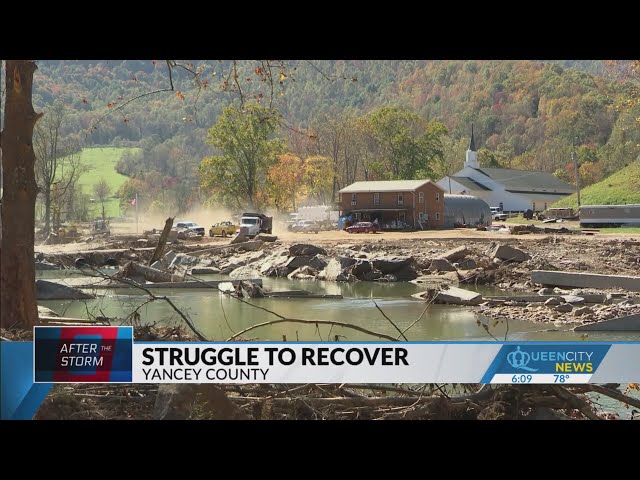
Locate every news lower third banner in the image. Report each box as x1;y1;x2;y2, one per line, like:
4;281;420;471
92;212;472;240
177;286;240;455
1;325;639;419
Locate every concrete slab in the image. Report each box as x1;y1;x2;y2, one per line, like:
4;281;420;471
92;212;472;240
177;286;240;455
532;270;640;292
574;314;640;332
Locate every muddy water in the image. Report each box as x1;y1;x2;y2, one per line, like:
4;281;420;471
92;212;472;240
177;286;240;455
37;270;640;342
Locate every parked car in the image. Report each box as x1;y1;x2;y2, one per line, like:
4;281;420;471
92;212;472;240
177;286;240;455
490;207;508;221
175;220;205;236
345;221;380;234
291;220;320;234
209;221;238;238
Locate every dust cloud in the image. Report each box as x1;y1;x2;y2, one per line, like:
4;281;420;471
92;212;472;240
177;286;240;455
111;205;239;234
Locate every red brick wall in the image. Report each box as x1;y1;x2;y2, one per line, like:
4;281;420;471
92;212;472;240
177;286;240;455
338;182;445;229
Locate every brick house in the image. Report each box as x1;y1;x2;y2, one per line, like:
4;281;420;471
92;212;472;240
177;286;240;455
338;180;445;229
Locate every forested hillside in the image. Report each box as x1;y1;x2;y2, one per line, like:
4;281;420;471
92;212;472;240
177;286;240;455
30;60;640;212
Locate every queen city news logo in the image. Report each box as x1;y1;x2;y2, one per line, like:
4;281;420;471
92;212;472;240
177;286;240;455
496;344;610;375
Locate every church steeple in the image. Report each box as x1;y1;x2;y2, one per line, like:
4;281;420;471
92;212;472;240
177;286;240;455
464;123;479;168
469;123;476;152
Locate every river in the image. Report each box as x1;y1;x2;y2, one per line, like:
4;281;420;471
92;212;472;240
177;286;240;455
37;269;640;343
36;269;640;418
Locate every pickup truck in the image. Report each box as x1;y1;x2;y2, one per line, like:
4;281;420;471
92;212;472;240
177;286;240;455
490;207;508;221
175;220;205;236
209;221;239;238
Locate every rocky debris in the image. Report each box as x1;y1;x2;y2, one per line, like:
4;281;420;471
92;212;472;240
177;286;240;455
544;297;563;307
561;295;585;304
236;280;265;298
428;258;457;272
38;305;60;318
491;244;531;263
229;265;262;280
351;260;373;277
531;270;640;292
308;254;329;271
476;300;640;326
190;267;221;275
321;258;356;282
573;306;593;317
141;236;639;290
235;240;264;252
260;255;291;277
574;313;640;331
382;266;418;281
555;304;573;313
411;272;459;288
169;253;200;268
254;234;278;242
371;256;415;273
230;233;250;244
288;265;318;280
289;244;326;256
36;280;95;300
362;271;383;281
285;256;312;269
456;258;477;270
218;280;264;297
538;287;555;295
414;286;482;306
438;246;470;262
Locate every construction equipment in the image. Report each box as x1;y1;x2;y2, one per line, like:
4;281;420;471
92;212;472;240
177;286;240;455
240;213;273;237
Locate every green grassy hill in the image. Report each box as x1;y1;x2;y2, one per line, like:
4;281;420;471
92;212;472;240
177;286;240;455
75;147;139;218
552;161;640;208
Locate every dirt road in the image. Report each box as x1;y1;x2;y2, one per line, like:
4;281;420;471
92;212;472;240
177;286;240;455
36;224;640;255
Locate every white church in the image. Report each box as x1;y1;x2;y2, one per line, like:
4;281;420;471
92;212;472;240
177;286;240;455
437;126;575;212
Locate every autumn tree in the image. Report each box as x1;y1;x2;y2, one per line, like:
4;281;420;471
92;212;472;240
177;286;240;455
93;177;111;221
303;155;335;205
266;153;304;212
34;100;82;234
199;104;285;210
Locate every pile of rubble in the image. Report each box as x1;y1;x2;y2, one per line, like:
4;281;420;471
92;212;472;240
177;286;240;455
476;294;640;325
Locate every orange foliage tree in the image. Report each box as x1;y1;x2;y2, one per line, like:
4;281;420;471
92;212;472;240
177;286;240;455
266;153;304;212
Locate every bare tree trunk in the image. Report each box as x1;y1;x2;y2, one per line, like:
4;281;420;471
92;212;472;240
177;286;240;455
122;261;182;283
44;185;51;233
1;61;42;328
148;216;174;266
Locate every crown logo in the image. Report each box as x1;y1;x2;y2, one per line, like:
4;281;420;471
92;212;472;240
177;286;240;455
507;346;538;372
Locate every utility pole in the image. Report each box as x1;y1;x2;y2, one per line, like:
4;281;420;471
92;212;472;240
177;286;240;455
572;142;581;207
448;177;452;194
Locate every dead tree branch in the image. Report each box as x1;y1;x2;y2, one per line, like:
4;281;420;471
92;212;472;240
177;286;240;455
227;318;399;342
373;300;407;341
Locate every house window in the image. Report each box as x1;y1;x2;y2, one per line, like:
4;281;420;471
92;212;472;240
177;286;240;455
354;212;361;221
397;192;404;206
373;192;380;206
436;192;440;202
418;192;424;204
398;212;406;222
351;193;357;206
436;212;440;221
